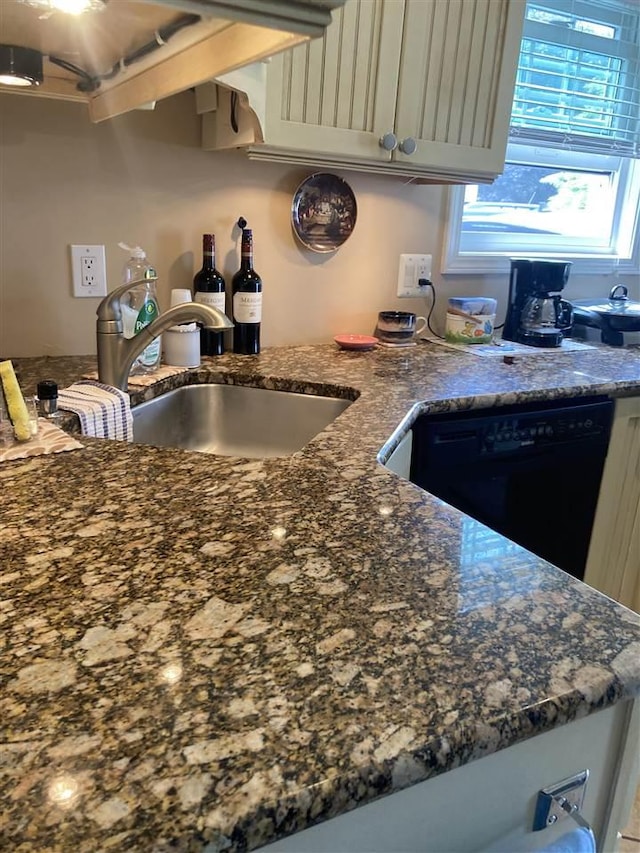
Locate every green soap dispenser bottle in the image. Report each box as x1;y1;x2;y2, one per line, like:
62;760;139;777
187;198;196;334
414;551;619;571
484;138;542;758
119;242;161;375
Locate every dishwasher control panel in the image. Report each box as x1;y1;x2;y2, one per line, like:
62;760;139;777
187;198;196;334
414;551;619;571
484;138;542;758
480;404;611;454
413;396;613;462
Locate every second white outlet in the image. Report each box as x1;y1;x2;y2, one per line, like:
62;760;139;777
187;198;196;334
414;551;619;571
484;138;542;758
397;253;432;298
71;244;107;298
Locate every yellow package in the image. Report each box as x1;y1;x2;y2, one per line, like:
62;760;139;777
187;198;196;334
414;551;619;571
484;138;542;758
0;360;32;441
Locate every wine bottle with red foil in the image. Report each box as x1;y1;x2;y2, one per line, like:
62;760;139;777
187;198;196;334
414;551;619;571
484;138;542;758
193;234;226;356
232;228;262;355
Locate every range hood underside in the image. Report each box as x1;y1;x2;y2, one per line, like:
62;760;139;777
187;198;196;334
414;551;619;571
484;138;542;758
0;0;343;122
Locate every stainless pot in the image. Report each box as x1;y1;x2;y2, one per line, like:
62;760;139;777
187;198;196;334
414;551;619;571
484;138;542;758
570;285;640;346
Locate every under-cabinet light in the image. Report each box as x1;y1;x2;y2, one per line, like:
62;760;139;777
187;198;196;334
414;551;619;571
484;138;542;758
19;0;106;15
0;45;43;87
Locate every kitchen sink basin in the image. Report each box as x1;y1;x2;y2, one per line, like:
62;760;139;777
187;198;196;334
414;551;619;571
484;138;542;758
132;383;352;458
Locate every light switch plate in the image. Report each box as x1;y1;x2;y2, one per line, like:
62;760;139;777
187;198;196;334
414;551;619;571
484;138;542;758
71;244;107;298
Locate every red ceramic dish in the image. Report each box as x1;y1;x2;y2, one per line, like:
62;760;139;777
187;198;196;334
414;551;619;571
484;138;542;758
334;334;378;351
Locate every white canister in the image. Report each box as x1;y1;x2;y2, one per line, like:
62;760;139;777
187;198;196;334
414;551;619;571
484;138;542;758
163;327;201;367
163;289;201;367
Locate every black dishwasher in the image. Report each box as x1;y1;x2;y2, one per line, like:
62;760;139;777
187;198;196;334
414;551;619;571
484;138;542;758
410;397;613;579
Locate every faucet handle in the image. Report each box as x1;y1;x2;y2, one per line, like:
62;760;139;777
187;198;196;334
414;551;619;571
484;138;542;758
97;278;151;324
97;278;152;336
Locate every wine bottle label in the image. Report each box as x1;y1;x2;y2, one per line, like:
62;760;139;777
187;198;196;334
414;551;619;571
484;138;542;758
194;291;226;312
233;293;262;324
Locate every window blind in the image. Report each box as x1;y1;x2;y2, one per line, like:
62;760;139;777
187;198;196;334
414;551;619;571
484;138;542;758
509;0;639;157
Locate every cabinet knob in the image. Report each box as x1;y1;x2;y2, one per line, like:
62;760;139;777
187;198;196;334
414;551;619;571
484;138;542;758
379;132;398;151
399;137;417;155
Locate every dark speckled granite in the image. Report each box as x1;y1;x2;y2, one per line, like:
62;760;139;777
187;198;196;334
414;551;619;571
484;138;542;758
2;342;640;852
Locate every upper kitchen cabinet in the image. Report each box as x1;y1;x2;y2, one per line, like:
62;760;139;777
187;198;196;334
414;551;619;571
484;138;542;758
0;0;346;122
201;0;525;183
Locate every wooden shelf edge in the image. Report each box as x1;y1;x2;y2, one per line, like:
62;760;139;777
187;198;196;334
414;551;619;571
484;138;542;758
0;79;89;105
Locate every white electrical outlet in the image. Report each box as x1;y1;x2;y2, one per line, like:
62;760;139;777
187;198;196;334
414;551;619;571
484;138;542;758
71;244;107;298
397;253;432;298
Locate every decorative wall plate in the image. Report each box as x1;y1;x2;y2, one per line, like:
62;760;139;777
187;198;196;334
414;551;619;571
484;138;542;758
292;173;357;253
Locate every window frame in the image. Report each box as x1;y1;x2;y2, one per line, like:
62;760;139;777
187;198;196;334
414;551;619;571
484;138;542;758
442;142;640;275
442;0;640;277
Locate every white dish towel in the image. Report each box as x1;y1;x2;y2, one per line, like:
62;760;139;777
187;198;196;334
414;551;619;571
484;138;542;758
58;381;133;442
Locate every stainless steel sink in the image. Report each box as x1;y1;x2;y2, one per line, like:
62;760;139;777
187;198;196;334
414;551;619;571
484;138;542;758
132;383;352;458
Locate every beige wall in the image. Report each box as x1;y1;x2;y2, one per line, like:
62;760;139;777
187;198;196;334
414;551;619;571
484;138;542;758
0;90;635;357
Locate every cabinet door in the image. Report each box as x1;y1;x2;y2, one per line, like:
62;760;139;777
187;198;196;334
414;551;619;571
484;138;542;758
392;0;524;181
585;396;640;612
262;0;404;160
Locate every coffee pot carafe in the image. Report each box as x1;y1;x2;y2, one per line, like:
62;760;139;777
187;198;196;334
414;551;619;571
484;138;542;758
503;259;573;347
518;293;574;348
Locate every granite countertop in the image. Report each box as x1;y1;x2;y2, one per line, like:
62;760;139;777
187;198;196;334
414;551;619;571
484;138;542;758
2;341;640;852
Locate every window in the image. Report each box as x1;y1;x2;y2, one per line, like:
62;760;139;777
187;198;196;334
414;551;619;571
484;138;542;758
443;0;640;274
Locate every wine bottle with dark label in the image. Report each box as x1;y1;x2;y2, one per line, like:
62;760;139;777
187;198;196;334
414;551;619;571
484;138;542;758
193;233;226;356
232;228;262;355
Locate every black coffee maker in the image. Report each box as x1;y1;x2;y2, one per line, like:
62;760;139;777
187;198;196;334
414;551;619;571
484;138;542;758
503;259;573;347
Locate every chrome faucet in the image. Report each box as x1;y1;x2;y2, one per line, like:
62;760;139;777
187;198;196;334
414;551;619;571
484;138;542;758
97;279;234;391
